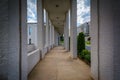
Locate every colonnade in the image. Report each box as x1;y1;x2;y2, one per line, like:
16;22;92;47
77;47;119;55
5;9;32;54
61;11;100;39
0;0;77;80
1;0;120;80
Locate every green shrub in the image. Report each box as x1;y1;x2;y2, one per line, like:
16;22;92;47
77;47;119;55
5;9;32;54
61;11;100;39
80;49;90;59
84;54;90;63
77;32;91;64
77;32;85;55
79;49;91;63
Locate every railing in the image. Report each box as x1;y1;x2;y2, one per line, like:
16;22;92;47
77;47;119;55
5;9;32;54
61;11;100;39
27;44;55;74
27;49;40;74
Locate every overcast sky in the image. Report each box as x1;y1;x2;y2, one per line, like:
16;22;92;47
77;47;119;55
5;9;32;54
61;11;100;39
27;0;37;23
77;0;90;26
27;0;90;26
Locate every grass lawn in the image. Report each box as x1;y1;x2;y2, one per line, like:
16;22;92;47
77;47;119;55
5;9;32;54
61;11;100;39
86;41;91;46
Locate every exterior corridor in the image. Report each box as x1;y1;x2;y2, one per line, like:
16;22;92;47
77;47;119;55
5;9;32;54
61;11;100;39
28;46;92;80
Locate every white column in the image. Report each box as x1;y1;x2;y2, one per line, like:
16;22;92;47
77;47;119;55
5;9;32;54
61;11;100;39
51;25;53;45
46;11;49;47
21;0;28;80
8;0;21;80
48;19;50;47
64;12;69;51
52;26;55;45
70;0;77;58
49;21;52;46
58;34;60;45
91;0;99;79
54;29;56;46
64;26;66;48
54;30;57;46
8;0;27;80
54;30;59;46
37;0;44;49
91;0;120;80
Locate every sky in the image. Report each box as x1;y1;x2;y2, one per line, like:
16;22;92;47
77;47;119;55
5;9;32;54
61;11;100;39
27;0;90;26
27;0;37;23
77;0;90;26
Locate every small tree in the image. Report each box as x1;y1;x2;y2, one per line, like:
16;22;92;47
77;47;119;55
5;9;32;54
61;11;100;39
77;32;85;55
60;35;64;42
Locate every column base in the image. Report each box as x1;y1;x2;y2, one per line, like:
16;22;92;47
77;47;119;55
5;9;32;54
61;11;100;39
70;52;77;59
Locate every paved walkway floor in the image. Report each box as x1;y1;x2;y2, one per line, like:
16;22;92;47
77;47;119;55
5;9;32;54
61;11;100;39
28;46;92;80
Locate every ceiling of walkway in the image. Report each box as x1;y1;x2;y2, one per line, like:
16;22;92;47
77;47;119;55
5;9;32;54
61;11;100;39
43;0;70;34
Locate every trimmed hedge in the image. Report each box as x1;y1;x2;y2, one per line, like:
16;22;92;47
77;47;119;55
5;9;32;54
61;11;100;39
77;32;91;64
77;32;85;55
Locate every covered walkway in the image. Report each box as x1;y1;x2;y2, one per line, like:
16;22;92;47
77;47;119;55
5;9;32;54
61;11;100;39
28;46;92;80
1;0;120;80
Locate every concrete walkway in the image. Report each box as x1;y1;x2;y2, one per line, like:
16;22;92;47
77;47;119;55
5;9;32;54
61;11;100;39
28;46;92;80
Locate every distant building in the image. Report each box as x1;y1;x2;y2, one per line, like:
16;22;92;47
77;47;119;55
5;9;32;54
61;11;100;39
77;22;90;36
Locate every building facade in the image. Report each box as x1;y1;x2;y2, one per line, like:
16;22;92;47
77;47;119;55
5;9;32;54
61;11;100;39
77;22;90;36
